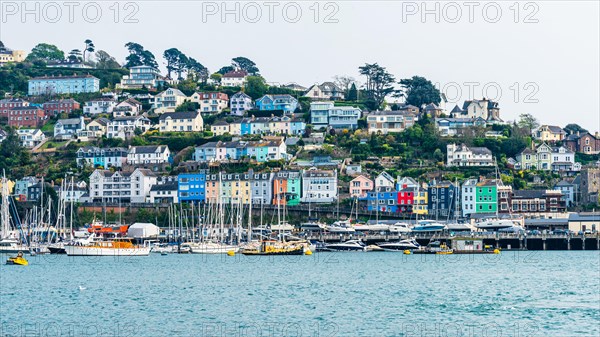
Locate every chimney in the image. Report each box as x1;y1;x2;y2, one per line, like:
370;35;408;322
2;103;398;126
595;132;599;138
577;130;580;136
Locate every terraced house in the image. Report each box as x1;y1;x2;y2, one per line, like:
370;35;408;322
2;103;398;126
42;99;80;117
300;167;338;203
177;172;206;203
272;171;301;206
76;147;128;168
28;75;100;95
194;139;287;163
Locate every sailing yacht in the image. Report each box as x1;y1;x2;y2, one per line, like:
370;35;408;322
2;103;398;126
0;172;29;253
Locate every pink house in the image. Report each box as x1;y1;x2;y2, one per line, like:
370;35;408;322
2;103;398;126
349;175;373;198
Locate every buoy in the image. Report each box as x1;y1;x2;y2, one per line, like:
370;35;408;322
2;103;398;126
227;250;235;256
403;250;411;255
305;250;313;255
493;249;500;254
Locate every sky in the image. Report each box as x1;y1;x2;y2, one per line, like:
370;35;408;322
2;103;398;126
1;1;599;130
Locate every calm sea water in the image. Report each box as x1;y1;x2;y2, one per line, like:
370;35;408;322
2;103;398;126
1;251;599;337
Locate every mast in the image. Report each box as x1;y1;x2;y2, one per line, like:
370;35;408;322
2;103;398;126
70;176;74;240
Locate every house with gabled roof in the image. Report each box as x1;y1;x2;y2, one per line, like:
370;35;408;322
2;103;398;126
304;82;344;101
255;94;298;114
158;110;203;132
113;98;142;117
446;143;494;167
221;70;248;87
54;116;85;139
533;125;566;142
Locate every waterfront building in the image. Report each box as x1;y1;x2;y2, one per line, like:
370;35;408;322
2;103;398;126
178;172;206;203
349;175;373;198
300;167;337;203
89;168;157;203
427;180;459;219
272;170;301;206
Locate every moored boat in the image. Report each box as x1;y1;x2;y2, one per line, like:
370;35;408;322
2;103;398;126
241;240;307;256
325;240;367;252
190;241;239;254
65;238;150;256
377;238;421;251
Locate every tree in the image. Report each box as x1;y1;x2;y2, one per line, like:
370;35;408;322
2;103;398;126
244;76;268;99
163;48;181;79
333;75;355;98
95;50;120;69
25;43;65;63
210;73;222;84
347;83;358;101
82;39;95;62
358;63;395;110
399;76;441;107
564;123;588;135
175;53;189;80
232;57;259;75
0;128;32;178
217;66;235;75
186;57;209;83
124;42;157;69
517;113;540;134
67;49;82;62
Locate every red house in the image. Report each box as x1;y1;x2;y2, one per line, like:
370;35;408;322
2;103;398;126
8;106;46;128
0;98;29;118
42;98;80;117
397;188;415;213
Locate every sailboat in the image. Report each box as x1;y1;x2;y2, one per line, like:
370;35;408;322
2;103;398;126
0;171;29;253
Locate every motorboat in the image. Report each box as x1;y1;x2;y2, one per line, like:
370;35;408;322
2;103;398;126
353;223;390;232
377;238;421;251
411;220;447;232
388;222;412;233
49;233;100;254
325;240;367;252
0;239;30;254
65;238;150;256
299;221;326;231
241;240;307;256
190;241;239;254
475;219;521;230
325;220;356;233
446;222;476;232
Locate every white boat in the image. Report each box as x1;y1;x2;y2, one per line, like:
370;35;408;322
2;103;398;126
411;220;447;232
446;222;476;232
325;240;366;252
190;241;239;254
65;238;150;256
0;239;29;254
353;223;390;232
388;222;412;233
377;238;421;251
326;220;356;233
475;219;519;230
299;221;326;231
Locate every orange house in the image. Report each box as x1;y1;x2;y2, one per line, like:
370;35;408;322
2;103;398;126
272;177;288;205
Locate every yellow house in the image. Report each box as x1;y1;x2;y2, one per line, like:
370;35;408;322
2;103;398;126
159;111;203;132
413;184;428;215
211;121;230;136
0;49;26;65
533;125;566;142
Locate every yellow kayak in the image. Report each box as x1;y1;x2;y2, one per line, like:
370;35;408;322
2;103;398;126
6;256;28;266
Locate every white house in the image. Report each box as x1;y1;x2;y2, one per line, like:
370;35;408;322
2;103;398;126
127;145;171;165
300;167;338;203
221;70;248;87
88;168;157;203
229;91;253;116
152;88;188;114
447;144;494;167
149;181;179;203
16;129;45;148
367;110;418;134
83;98;117;115
304;82;344;101
106;116;152;139
461;179;478;217
375;172;395;191
54;116;85;139
158;110;204;132
310;101;361;130
113;98;142;118
190;92;229;113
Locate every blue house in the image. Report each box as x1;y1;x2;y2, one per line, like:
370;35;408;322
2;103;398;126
365;191;399;213
28;75;100;96
428;180;459;219
291;117;306;135
255;95;298;114
178;173;206;202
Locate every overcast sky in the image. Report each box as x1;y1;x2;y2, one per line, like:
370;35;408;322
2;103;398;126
1;1;599;130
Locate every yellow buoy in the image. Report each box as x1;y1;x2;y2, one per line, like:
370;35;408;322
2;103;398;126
227;250;235;256
493;249;500;254
305;250;313;255
403;250;411;255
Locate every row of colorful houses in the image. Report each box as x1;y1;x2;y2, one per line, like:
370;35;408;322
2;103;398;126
211;115;306;136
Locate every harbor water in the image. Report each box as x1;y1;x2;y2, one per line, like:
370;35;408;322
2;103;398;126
1;251;599;337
